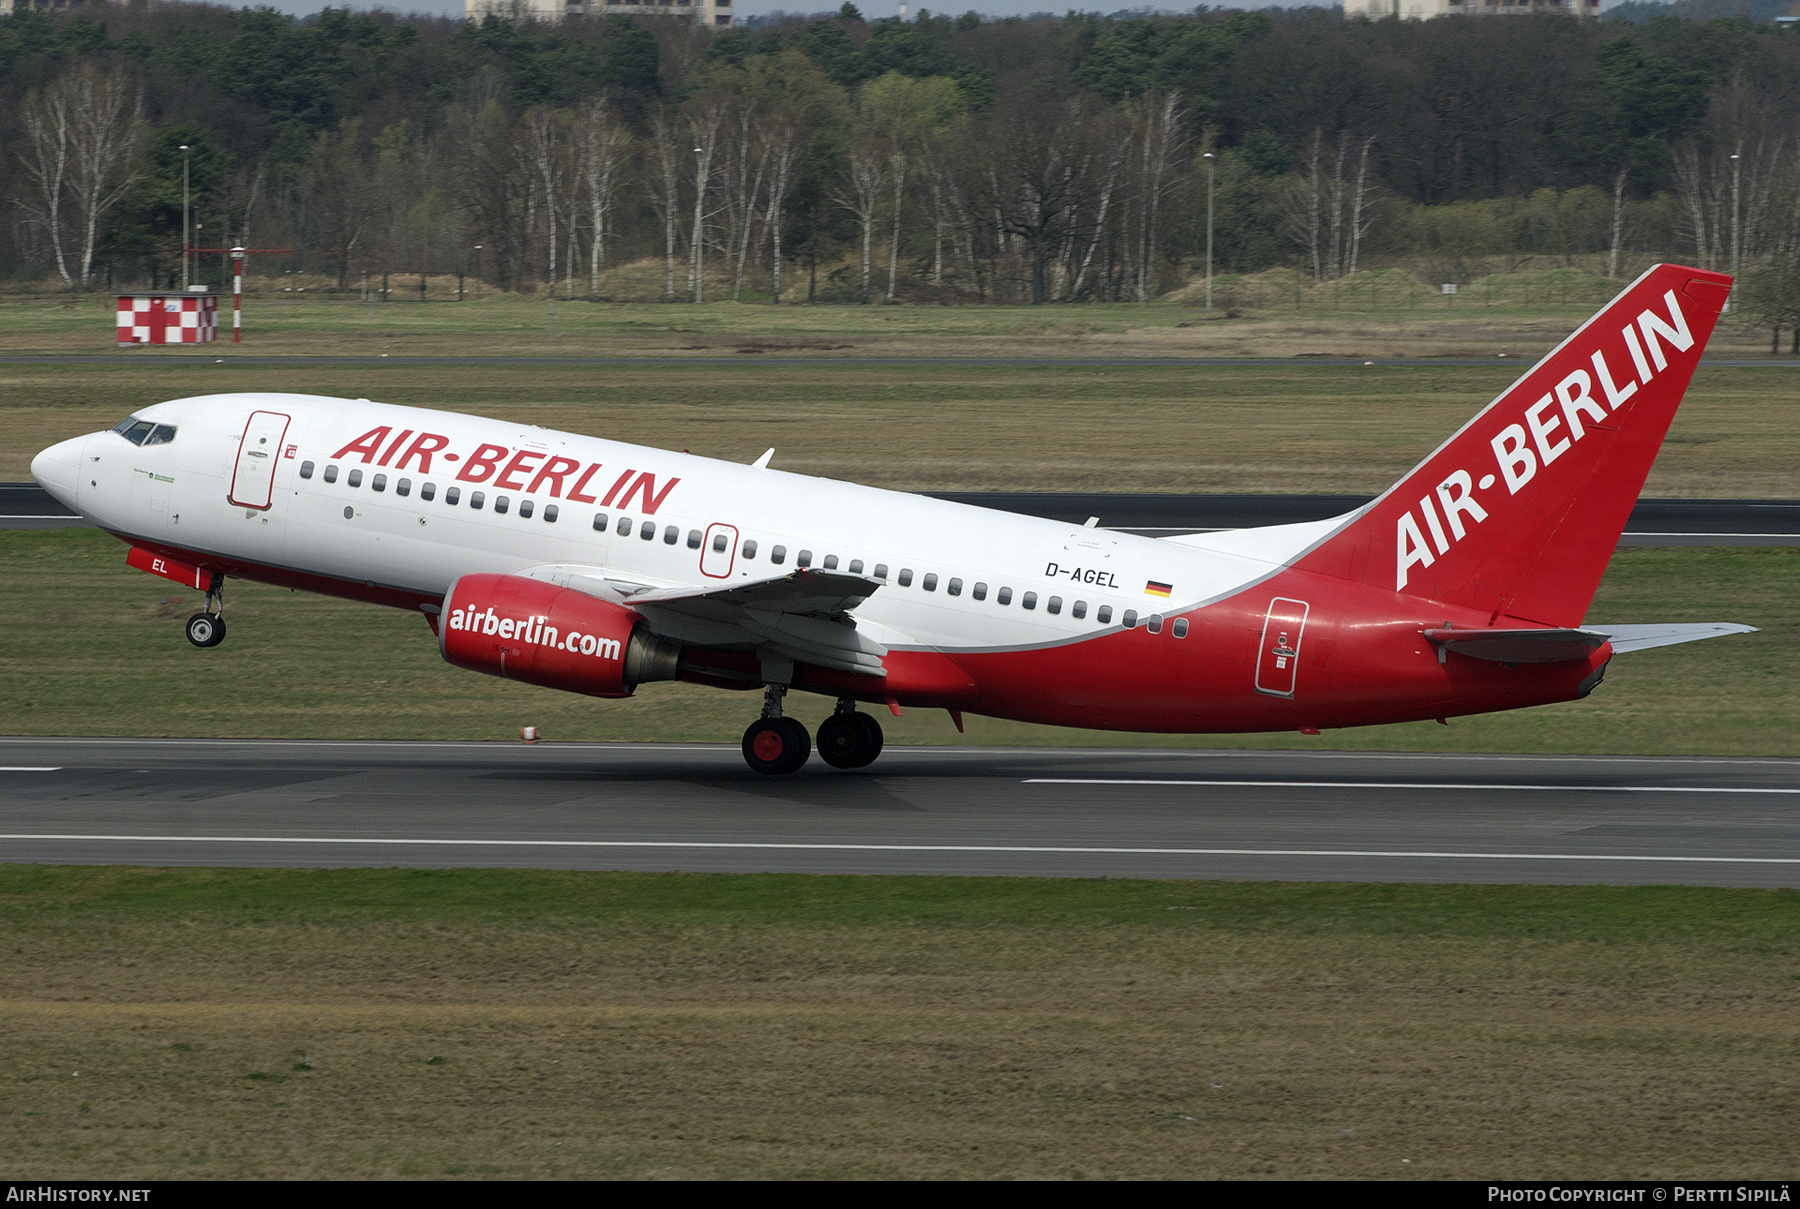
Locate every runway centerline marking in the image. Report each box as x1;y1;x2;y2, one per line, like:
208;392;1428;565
1;834;1798;865
1026;779;1800;794
0;767;61;772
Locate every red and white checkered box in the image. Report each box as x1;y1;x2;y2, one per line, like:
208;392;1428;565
117;293;217;345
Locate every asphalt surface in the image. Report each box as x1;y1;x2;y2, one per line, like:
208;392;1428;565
3;739;1799;887
5;354;1800;368
6;482;1797;543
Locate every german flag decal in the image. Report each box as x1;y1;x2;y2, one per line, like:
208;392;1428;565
1145;580;1173;598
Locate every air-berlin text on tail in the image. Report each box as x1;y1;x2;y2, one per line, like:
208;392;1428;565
327;427;681;515
445;603;622;661
1395;287;1694;591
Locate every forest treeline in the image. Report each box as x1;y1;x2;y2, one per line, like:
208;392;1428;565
3;1;1799;333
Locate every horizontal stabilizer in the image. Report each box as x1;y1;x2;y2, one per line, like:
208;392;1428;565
1583;622;1757;653
1422;628;1606;664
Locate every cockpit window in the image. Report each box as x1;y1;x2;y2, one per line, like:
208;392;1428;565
113;419;155;446
144;425;177;446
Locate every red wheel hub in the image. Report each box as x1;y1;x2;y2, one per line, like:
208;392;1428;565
752;729;785;762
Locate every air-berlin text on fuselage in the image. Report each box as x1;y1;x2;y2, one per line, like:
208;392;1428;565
1394;287;1695;591
446;603;622;661
326;427;680;515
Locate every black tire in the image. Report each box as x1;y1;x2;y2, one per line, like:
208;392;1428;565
816;713;866;769
185;612;226;648
850;711;884;767
742;717;810;775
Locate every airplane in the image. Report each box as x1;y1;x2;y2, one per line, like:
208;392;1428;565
32;263;1755;775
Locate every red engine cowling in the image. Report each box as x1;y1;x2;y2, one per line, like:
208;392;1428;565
440;573;682;698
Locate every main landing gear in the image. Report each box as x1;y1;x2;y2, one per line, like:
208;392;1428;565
185;577;227;648
740;691;884;775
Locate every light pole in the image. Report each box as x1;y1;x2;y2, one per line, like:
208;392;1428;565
180;145;191;291
1729;152;1742;314
1203;152;1215;312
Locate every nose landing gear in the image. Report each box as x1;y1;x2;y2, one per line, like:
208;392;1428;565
185;578;227;648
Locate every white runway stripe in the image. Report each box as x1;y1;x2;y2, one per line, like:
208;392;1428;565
0;767;61;772
1026;779;1800;794
1;833;1798;865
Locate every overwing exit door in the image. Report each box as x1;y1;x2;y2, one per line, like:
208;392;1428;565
228;410;291;510
700;523;739;578
1254;597;1310;698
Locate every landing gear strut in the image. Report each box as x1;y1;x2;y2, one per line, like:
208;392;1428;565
741;684;811;775
185;576;227;648
817;699;883;770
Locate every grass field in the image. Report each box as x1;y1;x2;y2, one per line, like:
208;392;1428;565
4;360;1797;495
3;866;1797;1179
5;529;1795;755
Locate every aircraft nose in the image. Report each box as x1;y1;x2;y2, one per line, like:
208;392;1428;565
31;435;88;514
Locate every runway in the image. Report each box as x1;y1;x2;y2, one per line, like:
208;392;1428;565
4;739;1799;887
7;482;1798;544
4;354;1800;368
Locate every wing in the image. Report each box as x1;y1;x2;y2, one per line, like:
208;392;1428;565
516;565;890;677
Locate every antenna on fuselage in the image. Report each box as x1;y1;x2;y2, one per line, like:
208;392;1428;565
752;449;774;469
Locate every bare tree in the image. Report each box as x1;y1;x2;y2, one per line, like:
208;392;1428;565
762;123;799;304
723;104;770;303
886;144;906;303
833;144;886;304
574;100;628;302
646;111;686;302
1607;161;1631;279
522;107;567;292
17;79;74;285
1129;92;1186;302
66;67;144;288
688;102;726;303
1346;134;1377;279
1285;130;1324;283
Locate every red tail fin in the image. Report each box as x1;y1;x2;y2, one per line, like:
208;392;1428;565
1295;264;1732;627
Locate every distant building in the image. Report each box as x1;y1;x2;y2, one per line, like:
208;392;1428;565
466;0;734;26
3;0;108;12
1343;0;1599;17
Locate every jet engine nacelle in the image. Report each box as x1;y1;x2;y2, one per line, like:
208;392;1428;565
440;572;682;698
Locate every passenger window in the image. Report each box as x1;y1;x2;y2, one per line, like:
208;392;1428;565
1047;596;1062;614
922;573;939;592
617;516;632;536
146;425;177;446
873;564;888;580
687;530;702;549
347;469;363;488
973;582;987;601
1123;609;1138;628
324;464;338;484
640;521;655;540
663;525;678;544
421;482;436;502
771;545;786;565
848;560;864;575
519;500;533;519
997;587;1012;605
300;460;315;479
1022;592;1038;610
1072;600;1087;619
371;474;386;492
1147;615;1162;633
797;550;812;568
1098;605;1112;624
445;486;460;506
743;540;758;559
593;513;608;531
712;533;727;552
494;496;509;515
470;491;484;510
823;554;838;570
396;478;411;497
948;578;962;596
898;569;913;587
1172;617;1189;638
543;504;558;523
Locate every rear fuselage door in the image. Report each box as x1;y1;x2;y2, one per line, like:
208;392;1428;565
1255;597;1310;698
229;410;291;510
701;523;739;578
